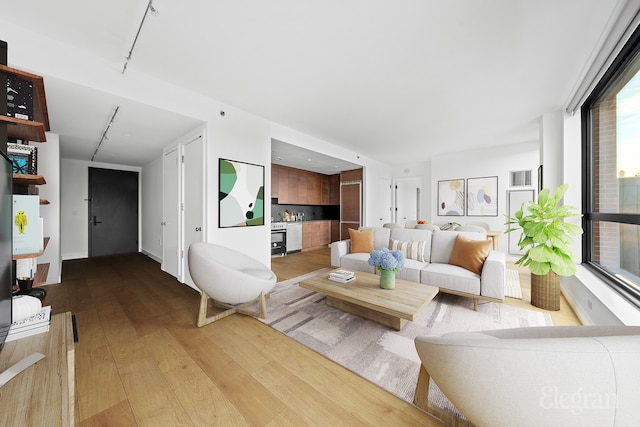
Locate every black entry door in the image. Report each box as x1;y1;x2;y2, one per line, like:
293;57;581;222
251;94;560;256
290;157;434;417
88;168;139;257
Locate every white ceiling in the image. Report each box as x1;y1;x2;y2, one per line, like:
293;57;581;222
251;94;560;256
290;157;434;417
0;0;625;169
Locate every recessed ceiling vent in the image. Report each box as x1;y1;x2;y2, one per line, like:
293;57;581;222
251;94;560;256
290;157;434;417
510;170;532;187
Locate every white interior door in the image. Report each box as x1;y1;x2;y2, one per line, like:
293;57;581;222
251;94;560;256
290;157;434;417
507;189;535;255
182;135;204;291
395;177;421;225
374;177;392;226
162;147;180;278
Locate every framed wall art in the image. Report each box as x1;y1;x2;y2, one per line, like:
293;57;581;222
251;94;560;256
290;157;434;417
437;179;465;216
219;158;265;227
7;143;37;175
466;176;498;216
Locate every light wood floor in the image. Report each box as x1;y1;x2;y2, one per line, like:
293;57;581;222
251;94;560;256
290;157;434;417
46;251;444;426
46;248;580;426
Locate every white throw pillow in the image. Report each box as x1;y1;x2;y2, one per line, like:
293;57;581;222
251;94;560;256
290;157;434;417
389;239;427;262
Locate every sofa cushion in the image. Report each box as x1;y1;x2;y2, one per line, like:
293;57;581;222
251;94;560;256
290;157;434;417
340;253;376;274
394;258;428;282
421;263;481;295
359;227;392;250
389;238;427;262
449;235;491;275
430;230;486;264
349;228;374;253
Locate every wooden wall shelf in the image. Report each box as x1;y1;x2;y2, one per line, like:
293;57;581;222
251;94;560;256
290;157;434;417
0;64;50;142
0;115;46;142
13;174;46;186
34;262;50;286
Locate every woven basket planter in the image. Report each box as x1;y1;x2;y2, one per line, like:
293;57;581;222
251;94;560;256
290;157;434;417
531;271;560;311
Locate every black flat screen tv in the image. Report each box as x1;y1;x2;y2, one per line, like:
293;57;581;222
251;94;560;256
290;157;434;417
0;150;13;351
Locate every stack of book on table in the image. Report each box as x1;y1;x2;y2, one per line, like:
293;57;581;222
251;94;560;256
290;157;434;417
329;269;355;284
6;305;51;342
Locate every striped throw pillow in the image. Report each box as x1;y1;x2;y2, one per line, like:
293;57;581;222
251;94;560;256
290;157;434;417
389;239;427;262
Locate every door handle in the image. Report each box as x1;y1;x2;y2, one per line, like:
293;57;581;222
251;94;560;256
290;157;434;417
195;227;202;232
93;216;103;225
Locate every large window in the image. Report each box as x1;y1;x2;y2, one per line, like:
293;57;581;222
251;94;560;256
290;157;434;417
583;26;640;307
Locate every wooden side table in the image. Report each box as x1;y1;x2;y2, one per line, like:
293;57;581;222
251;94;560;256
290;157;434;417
486;230;503;250
0;312;75;426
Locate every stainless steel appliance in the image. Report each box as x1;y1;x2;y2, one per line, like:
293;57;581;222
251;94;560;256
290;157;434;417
271;222;287;256
286;222;302;253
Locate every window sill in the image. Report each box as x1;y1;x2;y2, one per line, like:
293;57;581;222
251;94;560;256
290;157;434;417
562;265;640;326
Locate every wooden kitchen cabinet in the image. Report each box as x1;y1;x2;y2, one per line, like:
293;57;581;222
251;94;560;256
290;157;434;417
306;172;321;205
321;175;331;205
331;220;340;242
278;166;290;203
271;164;280;198
297;170;308;204
288;168;298;204
271;164;340;206
329;174;340;205
302;221;331;250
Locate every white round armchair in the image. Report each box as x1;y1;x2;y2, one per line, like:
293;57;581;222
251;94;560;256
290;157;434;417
414;326;640;426
188;242;277;327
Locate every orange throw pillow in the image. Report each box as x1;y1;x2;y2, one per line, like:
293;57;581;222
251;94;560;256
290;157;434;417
349;228;375;253
448;234;491;275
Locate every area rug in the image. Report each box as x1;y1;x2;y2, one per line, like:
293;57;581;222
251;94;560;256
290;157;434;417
505;269;523;299
260;269;552;424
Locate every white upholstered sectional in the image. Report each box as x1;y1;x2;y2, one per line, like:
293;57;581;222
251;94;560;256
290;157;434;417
330;227;505;309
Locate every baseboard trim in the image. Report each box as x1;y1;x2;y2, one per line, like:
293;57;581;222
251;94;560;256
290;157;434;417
141;249;162;264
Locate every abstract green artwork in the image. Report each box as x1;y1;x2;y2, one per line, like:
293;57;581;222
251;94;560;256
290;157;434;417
219;158;265;227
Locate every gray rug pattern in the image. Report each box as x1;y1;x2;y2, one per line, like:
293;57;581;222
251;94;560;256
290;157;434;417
505;269;523;299
261;269;553;421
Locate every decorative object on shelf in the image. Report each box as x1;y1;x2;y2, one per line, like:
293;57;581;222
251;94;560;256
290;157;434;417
6;74;34;121
7;143;37;175
219;158;265;227
12;195;41;256
368;248;405;289
466;176;498;216
16;277;34;293
504;184;583;310
437;179;465;216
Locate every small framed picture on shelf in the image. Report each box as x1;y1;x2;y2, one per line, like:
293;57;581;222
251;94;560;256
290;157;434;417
7;143;37;175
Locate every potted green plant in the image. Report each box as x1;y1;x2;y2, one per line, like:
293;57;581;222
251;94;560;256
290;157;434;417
505;184;582;310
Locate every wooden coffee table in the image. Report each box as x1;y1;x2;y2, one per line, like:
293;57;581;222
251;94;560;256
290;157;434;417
299;269;439;331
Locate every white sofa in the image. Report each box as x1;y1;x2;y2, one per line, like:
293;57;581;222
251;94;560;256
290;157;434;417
414;326;640;426
330;227;505;309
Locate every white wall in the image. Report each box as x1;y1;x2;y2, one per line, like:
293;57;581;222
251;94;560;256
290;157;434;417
141;155;163;262
540;111;564;191
35;133;61;284
206;106;272;266
429;141;540;251
60;159;141;260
